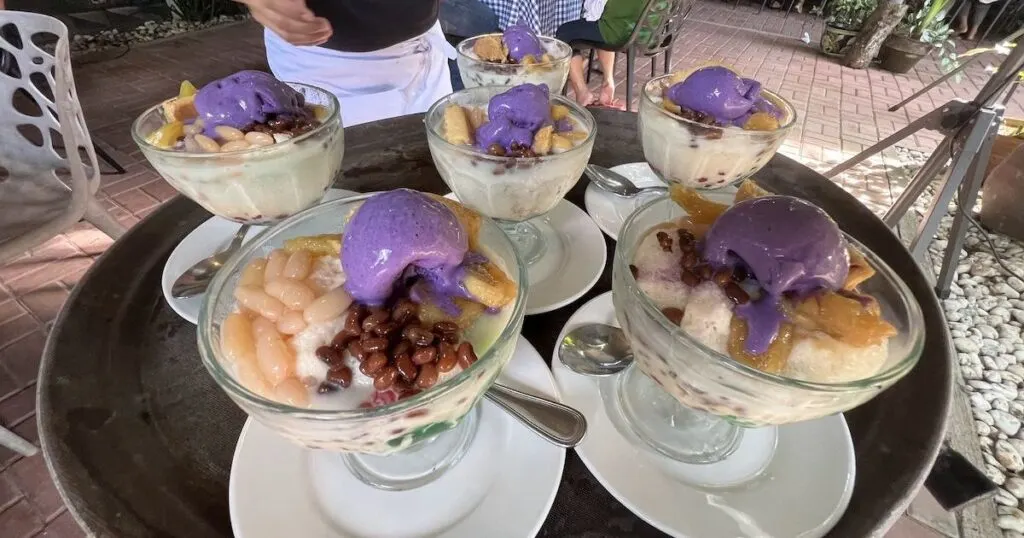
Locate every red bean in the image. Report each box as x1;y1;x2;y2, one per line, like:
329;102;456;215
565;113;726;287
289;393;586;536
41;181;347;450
327;365;353;388
395;354;417;382
437;342;458;373
456;342;478;369
415;363;439;389
360;352;387;376
412;346;437;365
374;366;398;390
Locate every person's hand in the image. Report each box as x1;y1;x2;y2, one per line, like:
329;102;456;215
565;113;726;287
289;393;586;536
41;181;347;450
235;0;332;46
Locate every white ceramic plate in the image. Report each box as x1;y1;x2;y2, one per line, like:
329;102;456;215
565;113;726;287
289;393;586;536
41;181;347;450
230;336;565;538
551;291;856;538
443;195;606;316
161;189;359;324
583;163;735;241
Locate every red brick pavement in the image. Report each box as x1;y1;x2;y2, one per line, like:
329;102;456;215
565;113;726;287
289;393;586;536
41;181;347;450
0;2;1001;535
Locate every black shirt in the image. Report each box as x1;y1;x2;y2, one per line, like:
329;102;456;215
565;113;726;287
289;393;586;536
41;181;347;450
305;0;440;53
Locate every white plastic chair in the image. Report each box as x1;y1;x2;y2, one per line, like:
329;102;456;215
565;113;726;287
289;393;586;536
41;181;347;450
0;12;126;455
0;11;125;267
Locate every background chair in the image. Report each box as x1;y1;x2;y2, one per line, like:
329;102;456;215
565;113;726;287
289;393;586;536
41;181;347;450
0;11;125;269
575;0;695;111
0;12;126;454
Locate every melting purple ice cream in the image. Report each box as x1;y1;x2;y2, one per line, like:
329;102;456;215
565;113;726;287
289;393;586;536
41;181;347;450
192;70;307;134
703;196;850;354
665;66;781;127
475;83;552;152
502;24;544;63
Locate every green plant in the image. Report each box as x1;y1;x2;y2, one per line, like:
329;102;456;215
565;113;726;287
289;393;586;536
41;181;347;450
895;0;959;73
824;0;878;31
170;0;245;23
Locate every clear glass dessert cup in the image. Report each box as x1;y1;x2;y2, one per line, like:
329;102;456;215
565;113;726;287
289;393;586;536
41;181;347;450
638;74;797;191
456;34;572;92
197;194;528;490
608;196;924;485
424;86;596;265
131;83;345;225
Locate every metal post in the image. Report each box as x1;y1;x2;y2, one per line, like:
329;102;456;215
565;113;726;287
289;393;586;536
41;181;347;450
825;105;955;179
887;55;982;112
882;136;954;229
934;108;1004;298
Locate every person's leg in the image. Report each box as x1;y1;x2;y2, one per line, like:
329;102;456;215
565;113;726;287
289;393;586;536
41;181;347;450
596;50;623;108
567;55;594;105
966;1;992;40
554;20;606;106
954;1;971;34
439;0;500;92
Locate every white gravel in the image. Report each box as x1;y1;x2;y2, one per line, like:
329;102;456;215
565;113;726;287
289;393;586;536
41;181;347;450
71;15;249;55
913;167;1024;537
807;145;1024;536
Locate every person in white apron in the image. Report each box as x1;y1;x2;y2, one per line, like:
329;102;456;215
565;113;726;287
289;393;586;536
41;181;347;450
240;0;455;127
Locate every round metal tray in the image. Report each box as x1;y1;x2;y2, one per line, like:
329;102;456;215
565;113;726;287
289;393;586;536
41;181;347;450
38;110;951;537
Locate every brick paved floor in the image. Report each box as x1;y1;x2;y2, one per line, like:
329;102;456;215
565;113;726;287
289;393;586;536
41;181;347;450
0;2;1011;535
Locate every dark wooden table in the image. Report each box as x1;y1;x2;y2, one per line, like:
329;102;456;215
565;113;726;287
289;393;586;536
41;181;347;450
37;110;952;537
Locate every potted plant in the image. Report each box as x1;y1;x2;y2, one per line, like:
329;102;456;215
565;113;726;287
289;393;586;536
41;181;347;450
879;0;957;73
821;0;877;57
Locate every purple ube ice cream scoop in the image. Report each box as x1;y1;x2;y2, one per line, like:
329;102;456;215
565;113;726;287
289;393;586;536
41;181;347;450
476;83;552;151
703;196;850;354
193;70;307;132
475;118;536;151
665;66;780;127
342;190;469;305
502;24;545;62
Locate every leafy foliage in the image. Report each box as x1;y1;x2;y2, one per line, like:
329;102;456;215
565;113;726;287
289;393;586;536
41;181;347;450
170;0;245;23
896;0;959;74
824;0;878;31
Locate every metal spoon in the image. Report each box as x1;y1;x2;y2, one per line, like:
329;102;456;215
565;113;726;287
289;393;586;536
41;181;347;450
585;164;669;198
171;224;251;299
558;323;634;376
485;382;587;448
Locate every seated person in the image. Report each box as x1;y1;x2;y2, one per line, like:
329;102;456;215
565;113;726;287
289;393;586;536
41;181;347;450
555;0;658;108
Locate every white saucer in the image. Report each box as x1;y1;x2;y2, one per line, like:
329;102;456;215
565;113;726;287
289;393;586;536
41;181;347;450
583;163;735;241
229;335;565;538
552;292;856;538
161;188;359;324
443;195;606;316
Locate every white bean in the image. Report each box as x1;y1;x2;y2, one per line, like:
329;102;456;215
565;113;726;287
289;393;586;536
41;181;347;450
265;278;316;310
283;250;313;280
220;140;251;152
277;309;308;335
250;316;280;344
264;249;288;284
220;312;256;364
214;125;245;141
183;120;204;136
304;277;325;296
273;377;310;407
245;131;275;147
234;285;285;322
303;286;353;324
238;258;267;288
235;358;272;397
253;323;294;385
193;133;221;153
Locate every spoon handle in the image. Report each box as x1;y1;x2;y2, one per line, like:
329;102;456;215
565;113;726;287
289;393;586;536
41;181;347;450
485;383;587;448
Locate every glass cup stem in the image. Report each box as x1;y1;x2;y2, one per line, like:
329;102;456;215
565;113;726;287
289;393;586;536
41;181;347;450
341;406;481;491
497;219;548;266
615;364;742;463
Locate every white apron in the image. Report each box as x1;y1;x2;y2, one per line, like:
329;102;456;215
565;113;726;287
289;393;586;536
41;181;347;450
265;21;455;127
